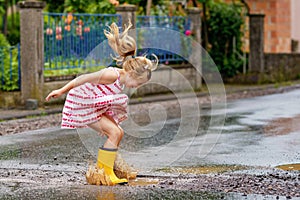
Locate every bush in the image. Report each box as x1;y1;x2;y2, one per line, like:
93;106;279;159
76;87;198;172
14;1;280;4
0;33;19;91
0;12;20;45
206;1;245;78
6;13;20;45
0;33;9;47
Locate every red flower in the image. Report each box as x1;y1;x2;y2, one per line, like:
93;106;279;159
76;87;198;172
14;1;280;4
185;30;192;36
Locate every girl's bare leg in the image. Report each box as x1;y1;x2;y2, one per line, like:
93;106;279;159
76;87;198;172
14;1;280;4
88;115;124;149
87;115;128;185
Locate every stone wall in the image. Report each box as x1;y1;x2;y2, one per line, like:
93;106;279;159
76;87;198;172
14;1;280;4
264;53;300;81
132;64;201;97
0;91;21;108
227;53;300;84
42;64;202;106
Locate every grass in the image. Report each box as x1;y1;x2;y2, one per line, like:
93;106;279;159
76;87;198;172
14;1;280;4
0;148;21;160
44;65;106;77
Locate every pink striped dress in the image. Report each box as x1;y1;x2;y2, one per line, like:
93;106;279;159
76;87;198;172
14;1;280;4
61;67;128;129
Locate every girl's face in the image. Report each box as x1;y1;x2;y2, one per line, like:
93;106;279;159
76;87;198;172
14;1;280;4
124;73;148;88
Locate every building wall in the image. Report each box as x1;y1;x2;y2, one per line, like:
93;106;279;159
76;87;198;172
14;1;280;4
194;0;299;53
291;0;300;52
245;0;291;53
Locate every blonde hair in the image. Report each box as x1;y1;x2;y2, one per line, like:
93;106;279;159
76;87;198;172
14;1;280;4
104;21;158;80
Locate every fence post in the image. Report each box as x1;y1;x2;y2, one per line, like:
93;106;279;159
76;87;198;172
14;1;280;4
186;7;202;89
249;14;265;73
115;5;137;30
186;8;201;43
18;1;46;108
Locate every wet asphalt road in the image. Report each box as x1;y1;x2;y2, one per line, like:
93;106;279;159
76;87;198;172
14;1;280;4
0;89;300;199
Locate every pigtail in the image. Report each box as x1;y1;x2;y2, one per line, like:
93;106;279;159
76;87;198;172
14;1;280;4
104;20;136;66
148;54;159;71
105;21;159;80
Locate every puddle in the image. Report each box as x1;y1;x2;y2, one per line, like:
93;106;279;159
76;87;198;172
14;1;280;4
276;163;300;171
128;178;159;186
156;165;249;174
263;115;300;136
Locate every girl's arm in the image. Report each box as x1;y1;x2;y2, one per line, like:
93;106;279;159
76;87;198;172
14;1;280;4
45;68;118;101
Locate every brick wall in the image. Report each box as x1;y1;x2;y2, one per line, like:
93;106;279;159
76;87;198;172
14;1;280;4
246;0;291;53
223;0;292;53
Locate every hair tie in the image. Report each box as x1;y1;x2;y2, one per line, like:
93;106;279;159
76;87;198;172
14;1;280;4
123;50;135;57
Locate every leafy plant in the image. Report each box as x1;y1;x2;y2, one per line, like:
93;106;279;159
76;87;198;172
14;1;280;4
49;0;169;15
0;1;21;45
0;33;19;91
6;12;20;45
0;32;9;47
206;1;245;78
44;65;105;77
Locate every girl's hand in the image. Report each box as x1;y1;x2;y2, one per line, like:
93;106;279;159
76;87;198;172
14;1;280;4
45;89;63;101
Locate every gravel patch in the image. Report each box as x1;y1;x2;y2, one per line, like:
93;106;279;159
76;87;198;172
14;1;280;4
159;171;300;198
0;114;61;135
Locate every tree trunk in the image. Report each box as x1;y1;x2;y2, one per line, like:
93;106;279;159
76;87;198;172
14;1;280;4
202;2;209;50
192;0;197;7
146;0;152;15
11;0;15;28
2;0;9;36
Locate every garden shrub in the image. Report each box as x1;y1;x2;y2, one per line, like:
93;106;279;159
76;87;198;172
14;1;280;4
0;33;19;91
206;1;245;78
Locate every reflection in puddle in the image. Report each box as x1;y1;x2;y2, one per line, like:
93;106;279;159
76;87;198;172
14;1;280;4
263;115;300;136
156;165;248;174
128;178;159;186
96;190;115;200
276;163;300;171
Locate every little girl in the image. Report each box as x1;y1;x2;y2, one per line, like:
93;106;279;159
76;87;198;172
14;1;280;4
46;21;158;185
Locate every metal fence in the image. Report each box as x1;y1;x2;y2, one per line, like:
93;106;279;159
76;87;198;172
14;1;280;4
43;13;191;76
43;13;122;73
0;44;20;91
136;15;191;63
0;14;192;91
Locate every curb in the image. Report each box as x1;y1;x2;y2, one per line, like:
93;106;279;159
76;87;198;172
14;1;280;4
1;83;300;121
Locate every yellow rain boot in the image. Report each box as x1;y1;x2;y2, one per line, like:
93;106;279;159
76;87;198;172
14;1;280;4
97;148;128;185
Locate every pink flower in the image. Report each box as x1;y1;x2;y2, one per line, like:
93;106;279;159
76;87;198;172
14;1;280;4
46;28;53;35
56;26;62;35
185;30;192;36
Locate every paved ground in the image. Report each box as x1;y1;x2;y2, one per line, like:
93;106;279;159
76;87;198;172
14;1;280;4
0;82;300;199
1;82;300;121
2;82;300;135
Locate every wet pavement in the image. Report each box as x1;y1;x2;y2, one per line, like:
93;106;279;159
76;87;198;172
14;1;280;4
0;89;300;199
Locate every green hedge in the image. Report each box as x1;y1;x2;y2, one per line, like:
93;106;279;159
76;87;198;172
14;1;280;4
0;34;19;91
207;1;245;78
